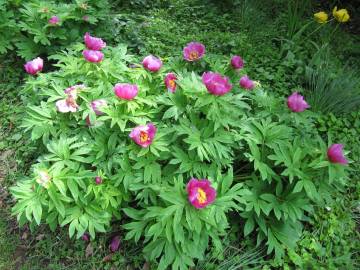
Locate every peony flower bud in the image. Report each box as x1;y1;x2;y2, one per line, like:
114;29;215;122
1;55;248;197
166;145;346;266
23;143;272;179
95;176;102;185
110;236;120;252
24;57;43;75
230;55;244;69
239;75;255;90
142;55;162;72
48;16;60;25
287;92;310;112
84;32;106;51
327;144;348;164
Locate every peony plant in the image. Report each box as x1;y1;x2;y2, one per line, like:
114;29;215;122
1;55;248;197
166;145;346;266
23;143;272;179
11;38;349;269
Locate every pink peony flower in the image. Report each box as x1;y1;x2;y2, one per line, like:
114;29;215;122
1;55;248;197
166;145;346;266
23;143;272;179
82;50;104;63
183;42;205;61
142;55;162;72
24;57;43;75
95;176;102;185
164;73;177;93
56;96;78;113
186;178;216;209
90;99;107;115
239;75;255;90
287;92;310;112
84;32;106;51
110;236;120;252
202;72;232;96
114;83;138;100
231;55;244;69
48;16;60;25
129;123;156;148
327;144;348;164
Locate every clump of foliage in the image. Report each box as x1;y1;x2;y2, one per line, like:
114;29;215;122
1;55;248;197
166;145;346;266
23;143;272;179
0;0;110;59
10;36;351;269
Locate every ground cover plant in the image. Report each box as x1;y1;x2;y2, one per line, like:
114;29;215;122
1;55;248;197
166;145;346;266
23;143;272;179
1;0;359;269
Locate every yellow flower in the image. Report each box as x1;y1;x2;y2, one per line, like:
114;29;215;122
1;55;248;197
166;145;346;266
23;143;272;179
314;11;328;24
333;6;350;23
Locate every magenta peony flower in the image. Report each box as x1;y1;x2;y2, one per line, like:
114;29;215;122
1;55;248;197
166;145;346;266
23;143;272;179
186;178;216;209
142;55;162;72
95;176;102;185
56;96;79;113
231;55;244;69
327;144;348;164
82;50;104;63
90;99;107;115
48;16;60;25
164;73;177;93
202;72;232;96
287;92;310;112
114;83;138;100
110;236;120;252
24;57;43;75
129;123;157;148
84;32;106;51
183;42;205;61
239;75;255;90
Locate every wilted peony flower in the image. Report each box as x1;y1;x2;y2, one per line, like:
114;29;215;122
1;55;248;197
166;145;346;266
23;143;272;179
202;72;232;96
82;50;104;63
186;178;216;209
24;57;43;75
142;55;162;72
114;83;138;100
95;176;102;185
90;99;107;115
129;123;156;148
110;236;120;252
327;144;348;164
164;73;177;93
183;42;205;61
333;7;350;23
287;92;310;112
231;55;244;69
36;170;51;189
314;11;328;24
56;96;79;113
64;84;85;96
84;32;106;51
239;75;255;90
48;15;60;25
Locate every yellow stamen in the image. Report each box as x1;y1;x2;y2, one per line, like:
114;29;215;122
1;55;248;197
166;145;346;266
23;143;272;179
169;80;176;89
140;131;149;143
189;51;199;60
197;188;207;204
